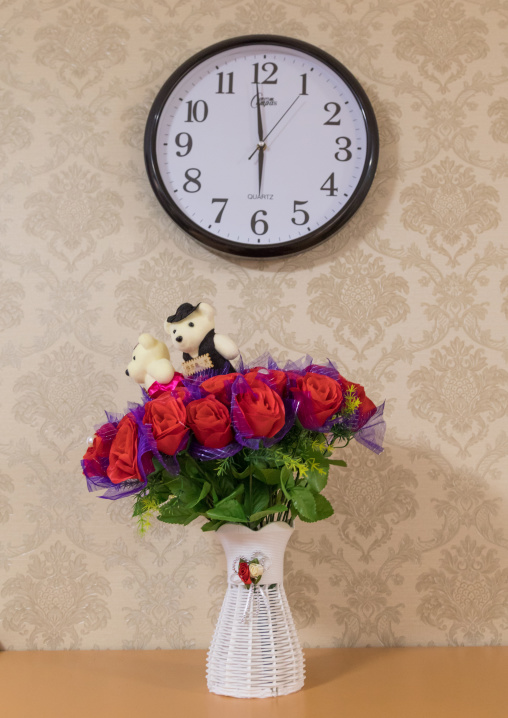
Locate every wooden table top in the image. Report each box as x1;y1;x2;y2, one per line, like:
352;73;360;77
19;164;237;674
2;647;508;718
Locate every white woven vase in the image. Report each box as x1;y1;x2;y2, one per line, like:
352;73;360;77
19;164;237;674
206;521;305;698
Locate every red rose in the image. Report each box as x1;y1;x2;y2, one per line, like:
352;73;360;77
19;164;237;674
340;378;376;428
82;430;113;478
244;368;287;396
201;372;239;405
235;382;285;438
107;415;142;484
294;372;343;428
186;396;234;448
143;393;189;455
238;561;252;585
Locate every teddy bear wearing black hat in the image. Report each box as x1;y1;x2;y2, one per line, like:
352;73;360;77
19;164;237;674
165;302;239;377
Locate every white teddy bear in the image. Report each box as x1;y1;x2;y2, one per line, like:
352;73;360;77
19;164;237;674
125;333;175;391
165;302;239;377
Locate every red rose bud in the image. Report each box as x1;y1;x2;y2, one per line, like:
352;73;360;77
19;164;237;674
294;372;343;428
143;393;189;455
244;368;287;396
201;372;240;405
238;561;252;585
339;378;376;428
235;382;285;439
186;396;234;449
107;415;142;484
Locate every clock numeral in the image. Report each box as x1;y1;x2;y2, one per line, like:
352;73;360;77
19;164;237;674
252;62;278;84
320;173;338;196
324;102;341;126
251;209;268;235
291;200;310;226
300;73;308;96
175;132;193;157
183;168;202;193
212;198;228;223
185;100;208;123
335;136;352;161
216;71;234;94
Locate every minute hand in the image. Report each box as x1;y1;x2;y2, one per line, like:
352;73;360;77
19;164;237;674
248;95;301;160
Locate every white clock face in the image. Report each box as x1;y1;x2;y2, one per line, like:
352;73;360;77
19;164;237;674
145;37;378;257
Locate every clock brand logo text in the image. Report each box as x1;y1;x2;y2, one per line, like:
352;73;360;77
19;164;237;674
250;95;277;108
247;194;274;200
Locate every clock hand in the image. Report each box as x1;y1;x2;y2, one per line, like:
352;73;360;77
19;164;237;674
248;94;301;160
258;140;264;194
255;82;265;194
255;82;264;143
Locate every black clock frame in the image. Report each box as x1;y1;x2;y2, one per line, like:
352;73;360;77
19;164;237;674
144;34;379;258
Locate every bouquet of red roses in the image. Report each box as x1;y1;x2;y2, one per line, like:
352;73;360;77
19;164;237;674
82;356;385;532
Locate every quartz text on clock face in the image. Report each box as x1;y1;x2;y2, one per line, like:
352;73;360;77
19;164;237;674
146;38;378;256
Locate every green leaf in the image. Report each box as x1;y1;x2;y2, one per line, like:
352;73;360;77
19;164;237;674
201;520;225;532
167;476;204;508
158;499;197;525
327;459;347;467
178;453;207;482
280;468;292;501
297;493;334;523
289;486;317;521
314;493;334;520
216;483;245;505
205;499;249;524
232;466;252;480
244;479;269;516
306;462;329;493
190;481;211;508
249;504;287;522
182;511;203;525
253;467;282;485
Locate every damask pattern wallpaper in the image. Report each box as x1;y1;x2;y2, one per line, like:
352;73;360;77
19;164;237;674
1;0;507;650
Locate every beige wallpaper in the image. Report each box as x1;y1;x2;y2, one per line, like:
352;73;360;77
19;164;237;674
1;0;508;651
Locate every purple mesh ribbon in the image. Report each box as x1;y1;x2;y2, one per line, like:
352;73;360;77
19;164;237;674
304;361;340;380
282;355;313;374
237;352;282;374
354;402;386;455
189;439;243;461
130;404;157;478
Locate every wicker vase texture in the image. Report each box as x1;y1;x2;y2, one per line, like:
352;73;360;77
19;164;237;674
206;521;305;698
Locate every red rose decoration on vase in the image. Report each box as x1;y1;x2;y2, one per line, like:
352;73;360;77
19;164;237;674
186;396;234;448
143;393;189;455
201;372;240;405
107;415;142;484
235;381;285;439
340;378;376;428
238;561;252;585
293;372;343;429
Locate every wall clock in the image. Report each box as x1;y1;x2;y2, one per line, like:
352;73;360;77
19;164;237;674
144;35;378;258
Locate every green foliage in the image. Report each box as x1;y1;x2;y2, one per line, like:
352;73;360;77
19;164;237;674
135;421;353;532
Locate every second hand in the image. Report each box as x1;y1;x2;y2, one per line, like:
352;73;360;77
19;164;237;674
248;94;301;160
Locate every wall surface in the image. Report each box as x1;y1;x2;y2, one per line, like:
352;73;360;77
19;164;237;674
1;0;508;650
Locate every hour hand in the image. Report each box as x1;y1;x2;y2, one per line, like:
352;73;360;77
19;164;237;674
258;144;264;195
